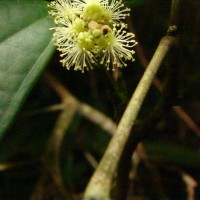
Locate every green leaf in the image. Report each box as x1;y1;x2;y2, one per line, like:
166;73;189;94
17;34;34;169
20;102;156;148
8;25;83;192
0;0;55;139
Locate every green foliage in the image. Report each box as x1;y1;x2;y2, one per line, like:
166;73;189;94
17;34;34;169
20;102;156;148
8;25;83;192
0;0;55;138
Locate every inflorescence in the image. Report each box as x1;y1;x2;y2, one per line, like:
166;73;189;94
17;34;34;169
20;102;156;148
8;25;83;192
48;0;137;72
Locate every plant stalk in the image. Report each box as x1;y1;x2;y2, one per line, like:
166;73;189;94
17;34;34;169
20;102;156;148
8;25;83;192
84;35;177;200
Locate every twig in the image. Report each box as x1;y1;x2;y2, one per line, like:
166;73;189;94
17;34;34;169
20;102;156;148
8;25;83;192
115;98;169;200
31;102;76;199
127;19;200;137
31;72;118;199
0;159;39;171
182;172;197;200
84;151;98;169
46;104;76;199
78;102;116;135
173;106;200;136
169;0;181;26
84;35;177;200
135;143;166;198
44;72;72;102
20;104;65;117
44;71;117;135
165;0;182;106
127;18;163;92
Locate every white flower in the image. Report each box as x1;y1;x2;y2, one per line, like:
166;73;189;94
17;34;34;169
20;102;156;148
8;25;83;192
59;36;96;72
54;29;96;72
105;0;131;23
100;24;137;70
75;0;130;24
50;18;74;46
48;0;81;23
48;0;137;72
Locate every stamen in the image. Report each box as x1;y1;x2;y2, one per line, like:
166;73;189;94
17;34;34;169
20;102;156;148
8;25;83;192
48;0;136;72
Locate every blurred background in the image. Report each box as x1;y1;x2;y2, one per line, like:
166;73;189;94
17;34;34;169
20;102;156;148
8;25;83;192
0;0;200;199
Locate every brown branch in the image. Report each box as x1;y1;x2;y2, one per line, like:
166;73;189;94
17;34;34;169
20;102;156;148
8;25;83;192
19;104;65;117
127;18;200;137
44;71;117;135
173;106;200;136
0;159;39;171
84;151;98;169
46;104;76;199
30;102;76;200
169;0;182;26
182;172;197;200
115;98;170;200
127;19;163;92
44;72;74;102
134;143;166;198
30;72;118;199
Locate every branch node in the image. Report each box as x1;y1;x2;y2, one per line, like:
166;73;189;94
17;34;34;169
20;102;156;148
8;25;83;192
167;25;179;36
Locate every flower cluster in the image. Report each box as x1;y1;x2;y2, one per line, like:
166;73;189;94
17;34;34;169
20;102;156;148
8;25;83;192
48;0;137;72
